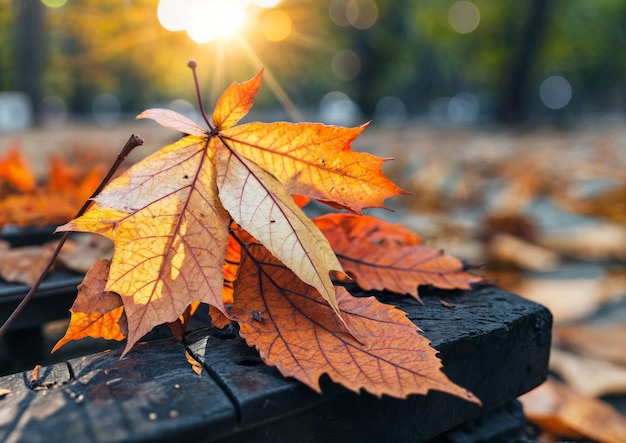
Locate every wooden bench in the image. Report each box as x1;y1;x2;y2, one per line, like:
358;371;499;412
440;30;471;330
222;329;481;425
0;285;551;442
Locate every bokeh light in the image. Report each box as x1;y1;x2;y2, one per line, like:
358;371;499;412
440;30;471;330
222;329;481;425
157;0;187;31
374;96;407;127
41;0;68;8
92;93;121;128
448;92;480;124
319;91;361;126
448;1;480;34
38;96;68;128
329;0;378;30
261;10;292;42
331;50;361;81
540;75;572;110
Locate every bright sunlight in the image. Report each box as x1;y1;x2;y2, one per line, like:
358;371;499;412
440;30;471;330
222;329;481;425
158;0;280;43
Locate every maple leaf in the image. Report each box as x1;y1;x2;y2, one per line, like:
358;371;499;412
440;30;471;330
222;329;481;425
0;147;107;228
53;259;127;352
57;68;405;354
314;213;484;303
229;244;480;402
0;143;36;193
0;241;60;286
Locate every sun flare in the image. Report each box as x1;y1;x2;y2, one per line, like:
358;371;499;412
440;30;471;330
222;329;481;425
158;0;279;43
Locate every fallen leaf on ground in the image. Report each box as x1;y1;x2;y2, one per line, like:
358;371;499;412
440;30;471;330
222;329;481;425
0;143;36;193
554;323;626;366
0;241;59;286
540;222;626;261
57;233;114;274
487;233;560;271
185;350;203;376
549;347;626;398
512;277;616;323
0;388;10;398
520;378;626;443
559;181;626;224
0;146;106;229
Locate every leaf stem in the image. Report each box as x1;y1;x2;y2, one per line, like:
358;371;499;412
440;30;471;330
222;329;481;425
187;59;215;133
0;134;144;340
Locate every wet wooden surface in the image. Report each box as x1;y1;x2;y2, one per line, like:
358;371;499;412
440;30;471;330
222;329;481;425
0;285;552;443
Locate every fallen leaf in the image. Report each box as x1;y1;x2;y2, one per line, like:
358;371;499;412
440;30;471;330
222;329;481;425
57;233;114;274
185;350;203;376
52;259;127;352
520;378;626;443
229;244;480;402
549;347;626;398
540;222;626;261
0;148;107;229
0;241;59;286
0;388;11;398
316;213;483;303
313;213;422;246
554;323;626;366
512;276;616;323
487;233;560;271
560;181;626;224
0;143;36;193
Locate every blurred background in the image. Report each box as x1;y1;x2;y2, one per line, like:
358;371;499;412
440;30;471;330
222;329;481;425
0;0;624;128
0;1;625;441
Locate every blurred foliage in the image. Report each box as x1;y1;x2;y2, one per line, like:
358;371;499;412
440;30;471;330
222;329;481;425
0;0;624;121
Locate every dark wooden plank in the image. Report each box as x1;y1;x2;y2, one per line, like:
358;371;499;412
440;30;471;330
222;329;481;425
0;285;552;443
0;339;236;443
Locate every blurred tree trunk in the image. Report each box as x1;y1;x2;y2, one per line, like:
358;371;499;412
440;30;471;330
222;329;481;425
14;0;44;122
497;0;554;124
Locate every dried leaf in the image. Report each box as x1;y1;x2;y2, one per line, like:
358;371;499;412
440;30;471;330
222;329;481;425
0;388;10;398
487;233;560;271
549;347;626;398
315;213;483;302
53;259;127;352
185;350;203;376
57;233;114;274
313;213;422;246
0;143;36;192
58;69;407;354
520;378;626;443
0;241;59;286
229;244;480;402
554;323;626;366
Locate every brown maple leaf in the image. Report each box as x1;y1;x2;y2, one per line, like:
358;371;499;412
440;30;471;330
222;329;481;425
229;244;480;402
314;213;484;303
57;68;407;355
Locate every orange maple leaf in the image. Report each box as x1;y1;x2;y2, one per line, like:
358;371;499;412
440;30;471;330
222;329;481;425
229;244;480;402
314;213;484;303
0;143;36;193
57;69;406;354
0;148;107;228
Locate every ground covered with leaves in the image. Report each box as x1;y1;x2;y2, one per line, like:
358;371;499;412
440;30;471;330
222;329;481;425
1;118;625;441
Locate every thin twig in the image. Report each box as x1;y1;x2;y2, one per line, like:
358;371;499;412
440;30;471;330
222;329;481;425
187;59;215;132
0;134;144;340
